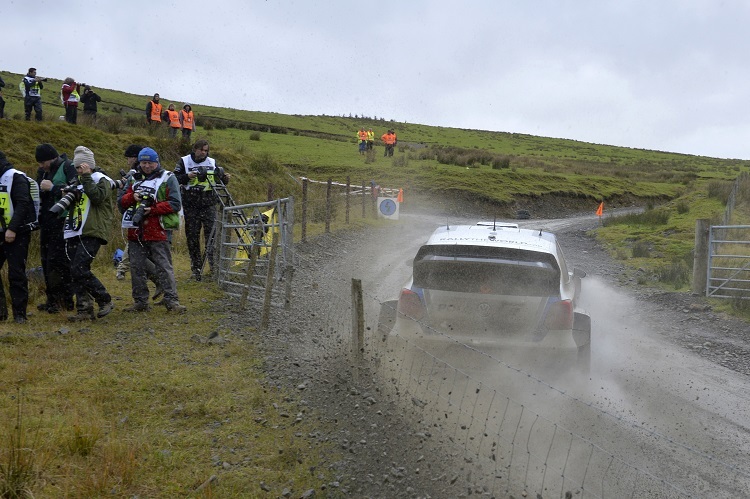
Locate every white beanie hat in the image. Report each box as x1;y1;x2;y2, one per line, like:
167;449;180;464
73;146;96;170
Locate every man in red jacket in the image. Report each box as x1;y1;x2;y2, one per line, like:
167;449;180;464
119;147;186;313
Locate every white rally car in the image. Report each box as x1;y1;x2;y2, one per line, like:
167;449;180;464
394;221;591;371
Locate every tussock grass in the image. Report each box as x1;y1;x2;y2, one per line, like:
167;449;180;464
0;252;339;497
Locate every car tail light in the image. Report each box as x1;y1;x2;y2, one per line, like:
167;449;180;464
543;299;573;330
398;288;425;321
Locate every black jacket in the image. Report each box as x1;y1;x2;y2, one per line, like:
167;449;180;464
80;90;101;112
36;154;77;227
0;158;36;233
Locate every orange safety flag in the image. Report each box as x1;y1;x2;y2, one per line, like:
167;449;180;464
596;202;604;217
397;188;404;203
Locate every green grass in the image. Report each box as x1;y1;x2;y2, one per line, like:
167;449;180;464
0;251;341;497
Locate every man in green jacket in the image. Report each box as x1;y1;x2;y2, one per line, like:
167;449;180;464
64;146;116;321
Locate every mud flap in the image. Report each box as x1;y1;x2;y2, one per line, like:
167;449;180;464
377;300;398;338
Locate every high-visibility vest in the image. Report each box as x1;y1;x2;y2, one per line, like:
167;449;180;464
181;110;194;130
381;133;396;145
149;101;162;122
167;110;181;128
366;130;374;141
358;130;368;141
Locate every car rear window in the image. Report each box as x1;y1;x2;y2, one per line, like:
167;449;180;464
413;245;561;296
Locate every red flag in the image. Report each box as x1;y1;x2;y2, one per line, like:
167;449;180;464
596;202;604;217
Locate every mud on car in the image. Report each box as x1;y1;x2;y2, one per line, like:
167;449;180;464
394;221;591;371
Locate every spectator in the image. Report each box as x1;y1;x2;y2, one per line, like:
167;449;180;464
145;93;162;125
115;145;163;301
119;147;186;313
36;143;76;313
61;77;81;124
357;127;367;155
180;104;195;140
80;85;102;121
174;140;231;280
23;68;45;121
165;103;181;138
0;75;5;119
381;129;397;157
65;146;116;321
366;128;375;151
0;151;38;324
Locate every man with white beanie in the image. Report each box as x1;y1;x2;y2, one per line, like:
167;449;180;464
65;146;116;321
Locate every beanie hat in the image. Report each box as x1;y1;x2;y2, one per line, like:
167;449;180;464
138;147;159;164
35;143;59;162
124;144;143;158
73;146;96;169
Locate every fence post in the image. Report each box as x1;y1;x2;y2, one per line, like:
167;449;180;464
325;178;332;233
351;278;364;381
261;232;280;330
346;176;351;224
692;218;710;296
301;178;308;243
267;183;274;202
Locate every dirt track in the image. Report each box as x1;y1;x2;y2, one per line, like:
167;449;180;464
248;207;750;498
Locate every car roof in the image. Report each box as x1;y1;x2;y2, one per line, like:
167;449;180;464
424;222;559;256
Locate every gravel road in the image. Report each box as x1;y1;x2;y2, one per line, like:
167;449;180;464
239;207;750;498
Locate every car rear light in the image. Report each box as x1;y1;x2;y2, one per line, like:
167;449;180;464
398;288;425;321
543;299;573;330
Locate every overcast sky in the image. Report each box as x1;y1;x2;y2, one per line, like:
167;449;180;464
5;1;750;159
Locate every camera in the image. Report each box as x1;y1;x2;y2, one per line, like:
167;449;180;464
37;77;48;82
130;193;154;226
49;181;81;215
113;168;143;190
196;165;208;182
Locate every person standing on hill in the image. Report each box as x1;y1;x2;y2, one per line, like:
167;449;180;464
0;75;6;119
65;146;116;321
0;151;38;324
146;93;162;125
357;127;368;155
366;128;375;151
381;129;397;157
180;104;195;140
174;140;230;281
35;143;77;313
119;147;186;313
165;104;181;138
80;85;102;121
23;68;45;121
61;78;81;124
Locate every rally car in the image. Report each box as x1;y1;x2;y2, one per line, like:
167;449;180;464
394;221;591;371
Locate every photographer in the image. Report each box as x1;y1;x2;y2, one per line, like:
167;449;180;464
64;146;116;321
119;147;186;313
23;68;45;121
0;74;5;119
61;77;81;124
36;143;76;313
80;85;101;121
174;139;231;281
0;151;38;324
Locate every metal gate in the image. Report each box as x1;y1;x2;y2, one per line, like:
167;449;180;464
214;197;295;310
707;224;750;298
